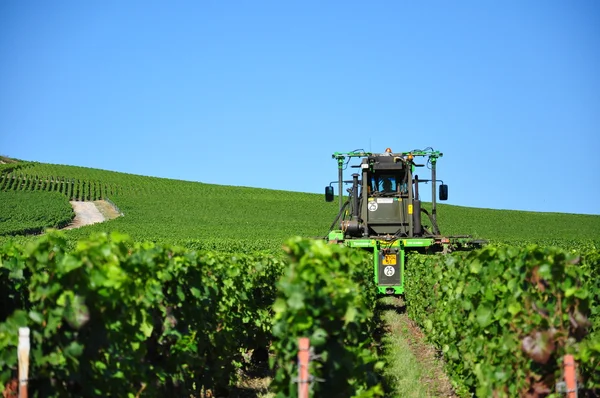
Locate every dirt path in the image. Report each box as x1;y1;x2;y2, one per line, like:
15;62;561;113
64;200;121;229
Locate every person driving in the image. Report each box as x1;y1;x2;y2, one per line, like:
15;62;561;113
381;177;394;193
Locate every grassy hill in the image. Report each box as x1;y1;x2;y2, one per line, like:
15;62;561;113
1;158;598;251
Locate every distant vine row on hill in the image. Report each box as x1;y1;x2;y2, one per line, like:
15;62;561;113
0;162;204;198
0;191;74;236
0;173;120;200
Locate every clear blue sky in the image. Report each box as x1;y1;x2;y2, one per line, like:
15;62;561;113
1;1;599;215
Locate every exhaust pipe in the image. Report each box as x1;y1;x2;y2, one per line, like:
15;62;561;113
413;200;422;236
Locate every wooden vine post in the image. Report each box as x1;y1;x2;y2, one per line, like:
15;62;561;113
563;354;577;398
298;337;310;398
18;327;30;398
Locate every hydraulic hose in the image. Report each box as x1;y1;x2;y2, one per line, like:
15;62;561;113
420;208;440;236
325;199;351;238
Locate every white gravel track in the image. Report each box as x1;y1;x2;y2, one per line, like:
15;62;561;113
64;201;105;229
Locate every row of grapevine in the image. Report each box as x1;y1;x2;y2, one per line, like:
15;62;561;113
404;245;600;396
0;160;34;175
0;173;120;200
0;232;388;397
10;163;154;194
0;191;73;236
0;231;286;396
270;238;383;397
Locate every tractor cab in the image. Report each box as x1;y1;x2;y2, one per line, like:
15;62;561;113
367;157;409;197
326;148;448;239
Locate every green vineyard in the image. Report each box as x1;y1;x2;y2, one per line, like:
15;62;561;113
0;157;599;397
1;159;598;250
0;191;73;236
0;173;115;201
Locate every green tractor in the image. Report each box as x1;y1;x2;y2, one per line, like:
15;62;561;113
325;147;483;295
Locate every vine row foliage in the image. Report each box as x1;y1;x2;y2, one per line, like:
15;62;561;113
0;231;285;397
0;173;115;201
405;245;600;397
0;191;73;236
0;233;385;397
270;238;384;397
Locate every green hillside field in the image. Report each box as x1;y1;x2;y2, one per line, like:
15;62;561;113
0;158;598;250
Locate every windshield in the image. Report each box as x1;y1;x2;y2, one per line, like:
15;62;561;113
370;174;407;195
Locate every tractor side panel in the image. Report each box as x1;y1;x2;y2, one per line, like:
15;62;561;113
367;198;409;235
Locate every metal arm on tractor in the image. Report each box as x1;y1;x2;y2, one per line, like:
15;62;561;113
331;150;372;210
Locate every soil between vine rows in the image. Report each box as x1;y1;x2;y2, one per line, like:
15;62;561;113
378;296;457;397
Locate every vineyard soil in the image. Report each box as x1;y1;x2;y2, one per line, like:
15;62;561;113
380;297;457;397
63;200;121;229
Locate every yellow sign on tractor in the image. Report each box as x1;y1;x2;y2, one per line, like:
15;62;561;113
382;254;397;265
